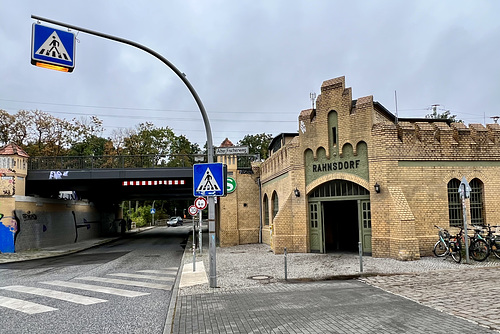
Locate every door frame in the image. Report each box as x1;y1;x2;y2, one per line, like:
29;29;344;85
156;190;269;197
309;195;371;254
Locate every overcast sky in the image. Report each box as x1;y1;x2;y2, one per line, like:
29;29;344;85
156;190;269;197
1;1;499;148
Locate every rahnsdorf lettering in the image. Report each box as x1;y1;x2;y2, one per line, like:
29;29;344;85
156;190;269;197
312;160;360;172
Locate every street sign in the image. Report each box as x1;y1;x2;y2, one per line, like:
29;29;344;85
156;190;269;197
215;146;249;155
188;205;198;216
31;23;76;72
150;208;156;214
227;177;236;193
458;176;471;199
193;163;226;196
194;197;208;210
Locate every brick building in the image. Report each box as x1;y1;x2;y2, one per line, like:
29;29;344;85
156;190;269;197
218;76;500;260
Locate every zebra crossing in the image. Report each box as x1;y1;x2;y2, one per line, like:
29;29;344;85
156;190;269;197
0;268;177;314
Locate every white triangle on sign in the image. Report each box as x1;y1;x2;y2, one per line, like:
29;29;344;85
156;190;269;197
196;167;221;193
35;31;72;61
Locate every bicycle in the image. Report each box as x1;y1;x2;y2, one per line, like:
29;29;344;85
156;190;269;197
433;225;461;263
484;224;500;259
468;226;490;262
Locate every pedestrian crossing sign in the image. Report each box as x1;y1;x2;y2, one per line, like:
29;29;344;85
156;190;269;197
193;163;227;197
31;23;76;72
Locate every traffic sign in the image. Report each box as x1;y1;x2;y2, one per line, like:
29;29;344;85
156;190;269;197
458;176;471;199
150;208;156;214
227;177;236;193
193;163;226;196
31;23;76;72
194;197;208;210
188;205;198;216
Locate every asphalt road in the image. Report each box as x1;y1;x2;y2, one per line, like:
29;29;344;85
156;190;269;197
0;226;190;334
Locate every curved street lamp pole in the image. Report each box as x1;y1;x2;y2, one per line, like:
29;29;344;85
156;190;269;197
31;15;218;287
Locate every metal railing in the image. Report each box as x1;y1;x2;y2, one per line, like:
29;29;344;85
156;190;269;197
28;154;260;170
28;154;206;170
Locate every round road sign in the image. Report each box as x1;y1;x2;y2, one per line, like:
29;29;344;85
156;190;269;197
194;197;208;210
227;177;236;193
188;205;198;216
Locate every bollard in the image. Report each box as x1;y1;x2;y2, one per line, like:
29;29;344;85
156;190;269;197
284;247;288;281
358;241;363;273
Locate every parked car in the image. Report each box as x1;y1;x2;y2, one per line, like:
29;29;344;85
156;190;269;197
167;216;183;227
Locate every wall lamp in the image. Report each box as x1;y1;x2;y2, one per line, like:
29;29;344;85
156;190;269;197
374;183;381;194
294;187;301;197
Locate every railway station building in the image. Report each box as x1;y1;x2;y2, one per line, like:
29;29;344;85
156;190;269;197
218;76;500;260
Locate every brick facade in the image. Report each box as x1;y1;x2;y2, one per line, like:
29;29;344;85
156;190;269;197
219;76;500;260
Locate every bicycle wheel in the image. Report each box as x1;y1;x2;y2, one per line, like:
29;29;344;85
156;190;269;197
449;240;461;263
491;240;500;259
470;239;490;262
433;240;448;257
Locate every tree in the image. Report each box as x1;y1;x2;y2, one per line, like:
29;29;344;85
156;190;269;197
166;134;201;167
237;133;273;160
425;105;461;123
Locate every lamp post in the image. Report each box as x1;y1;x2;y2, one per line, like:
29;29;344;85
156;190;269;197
31;15;218;287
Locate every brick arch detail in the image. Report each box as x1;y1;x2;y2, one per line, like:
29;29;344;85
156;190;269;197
305;173;370;195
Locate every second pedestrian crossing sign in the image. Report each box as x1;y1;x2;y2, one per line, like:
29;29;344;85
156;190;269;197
31;23;76;72
193;163;226;197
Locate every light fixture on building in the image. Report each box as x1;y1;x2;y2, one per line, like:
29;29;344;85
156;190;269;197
294;187;300;197
374;183;381;193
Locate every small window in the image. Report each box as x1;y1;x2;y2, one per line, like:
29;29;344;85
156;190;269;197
272;191;279;221
263;195;269;225
332;127;337;146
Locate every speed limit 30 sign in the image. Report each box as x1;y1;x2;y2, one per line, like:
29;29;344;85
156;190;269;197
188;205;198;216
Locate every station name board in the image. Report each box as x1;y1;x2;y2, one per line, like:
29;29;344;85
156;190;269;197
312;159;361;172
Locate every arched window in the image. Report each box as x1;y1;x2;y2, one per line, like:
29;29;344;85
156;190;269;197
447;179;462;227
263;194;269;225
448;178;485;227
470;178;484;225
272;191;279;221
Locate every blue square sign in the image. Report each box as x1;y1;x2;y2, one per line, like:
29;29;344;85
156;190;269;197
31;23;75;71
193;163;226;197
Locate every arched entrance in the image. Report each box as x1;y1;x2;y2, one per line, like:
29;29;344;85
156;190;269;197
309;180;371;254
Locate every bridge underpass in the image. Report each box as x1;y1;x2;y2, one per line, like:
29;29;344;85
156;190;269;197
25;155;203;203
26;167;195;203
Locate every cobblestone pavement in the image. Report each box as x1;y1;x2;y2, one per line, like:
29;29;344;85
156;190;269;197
361;265;500;333
172;280;496;334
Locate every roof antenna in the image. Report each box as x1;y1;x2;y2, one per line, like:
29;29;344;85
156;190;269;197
310;92;317;110
491;116;500;124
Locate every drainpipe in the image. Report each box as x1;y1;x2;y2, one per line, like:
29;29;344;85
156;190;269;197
258;177;262;243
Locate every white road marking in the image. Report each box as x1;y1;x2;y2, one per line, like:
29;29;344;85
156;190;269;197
0;285;107;305
108;273;174;281
76;276;172;290
137;270;177;275
0;295;57;314
41;280;149;297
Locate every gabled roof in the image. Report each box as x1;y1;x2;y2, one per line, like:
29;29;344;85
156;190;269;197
219;138;234;147
0;143;29;157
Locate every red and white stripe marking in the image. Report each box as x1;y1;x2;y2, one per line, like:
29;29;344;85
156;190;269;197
122;180;185;186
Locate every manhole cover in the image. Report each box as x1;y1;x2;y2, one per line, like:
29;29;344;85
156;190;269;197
249;275;273;280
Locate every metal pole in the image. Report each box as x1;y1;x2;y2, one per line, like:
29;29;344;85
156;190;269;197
284;247;288;281
198;209;202;253
192;215;196;272
462;184;470;264
31;15;217;287
358;241;363;273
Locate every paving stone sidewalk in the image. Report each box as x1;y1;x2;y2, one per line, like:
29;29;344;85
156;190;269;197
172;238;500;334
